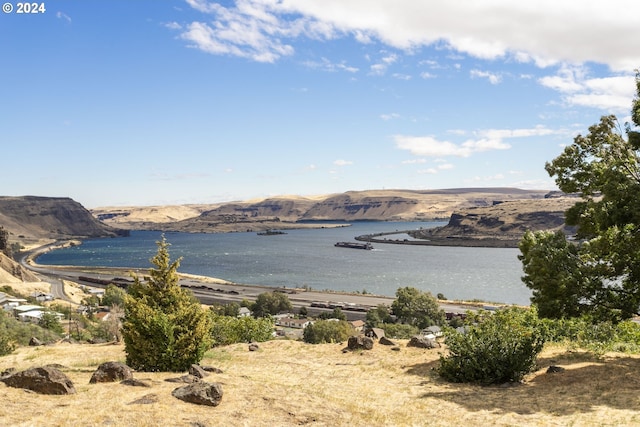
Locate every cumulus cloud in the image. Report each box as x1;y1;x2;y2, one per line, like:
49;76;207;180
395;126;557;158
179;0;639;72
470;69;502;85
539;65;635;112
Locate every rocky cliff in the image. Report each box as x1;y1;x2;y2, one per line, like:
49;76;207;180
408;197;577;247
93;188;551;233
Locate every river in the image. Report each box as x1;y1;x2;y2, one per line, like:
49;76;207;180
36;221;531;305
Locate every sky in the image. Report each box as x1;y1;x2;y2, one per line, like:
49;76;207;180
2;1;639;208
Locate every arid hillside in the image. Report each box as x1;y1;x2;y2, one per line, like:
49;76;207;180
92;188;551;233
1;340;639;426
0;196;127;248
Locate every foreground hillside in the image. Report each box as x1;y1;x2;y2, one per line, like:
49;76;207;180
92;188;549;233
1;340;639;426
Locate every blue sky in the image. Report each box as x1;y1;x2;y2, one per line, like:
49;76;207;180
2;1;638;208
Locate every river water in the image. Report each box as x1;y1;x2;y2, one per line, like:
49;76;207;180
36;222;531;305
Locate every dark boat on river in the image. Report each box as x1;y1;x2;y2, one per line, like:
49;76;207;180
334;241;373;250
257;230;287;236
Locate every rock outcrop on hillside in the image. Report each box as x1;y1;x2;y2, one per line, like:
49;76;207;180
408;197;578;247
93;188;551;233
0;196;127;246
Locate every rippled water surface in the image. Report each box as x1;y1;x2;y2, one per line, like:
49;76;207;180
37;222;531;305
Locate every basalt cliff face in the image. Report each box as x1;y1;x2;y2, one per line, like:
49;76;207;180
408;196;578;247
0;196;127;247
93;188;552;233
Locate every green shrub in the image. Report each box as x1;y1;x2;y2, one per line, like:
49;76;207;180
438;307;545;385
210;314;274;346
303;320;354;344
380;323;419;339
122;237;212;372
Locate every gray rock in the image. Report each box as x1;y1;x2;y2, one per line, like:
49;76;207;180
379;336;396;346
248;343;260;352
129;393;159;405
189;364;209;379
347;335;374;351
172;382;224;407
1;366;76;395
89;361;134;384
407;336;438;349
121;378;152;387
29;337;43;346
547;365;565;374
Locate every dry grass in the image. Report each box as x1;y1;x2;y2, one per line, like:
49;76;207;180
2;340;640;427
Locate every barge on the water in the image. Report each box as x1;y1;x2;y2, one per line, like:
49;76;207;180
334;241;373;250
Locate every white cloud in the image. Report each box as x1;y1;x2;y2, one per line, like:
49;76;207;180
470;69;502;85
180;1;639;72
333;159;353;166
538;65;636;112
56;12;71;23
395;126;558;158
380;113;400;121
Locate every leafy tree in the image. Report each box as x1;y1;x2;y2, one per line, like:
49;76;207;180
38;312;64;334
303;320;354;344
438;307;545;385
251;291;292;318
318;307;347;321
365;304;393;328
209;314;274;346
101;284;127;308
122;236;212;372
391;287;446;329
520;72;640;322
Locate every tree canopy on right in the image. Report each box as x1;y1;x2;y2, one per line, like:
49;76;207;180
519;71;640;322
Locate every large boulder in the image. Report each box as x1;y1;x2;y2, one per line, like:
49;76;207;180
89;361;133;384
347;335;374;351
172;382;224;406
407;335;438;349
1;366;76;395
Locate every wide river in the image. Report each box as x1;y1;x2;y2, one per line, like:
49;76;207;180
36;221;532;305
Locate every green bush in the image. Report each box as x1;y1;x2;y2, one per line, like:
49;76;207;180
122;237;212;372
0;310;62;346
210;314;274;346
303;320;354;344
438;307;545;385
380;323;419;339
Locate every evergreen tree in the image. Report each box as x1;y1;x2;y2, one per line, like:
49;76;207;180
122;236;212;372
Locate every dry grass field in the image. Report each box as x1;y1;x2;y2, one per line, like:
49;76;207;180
2;340;640;427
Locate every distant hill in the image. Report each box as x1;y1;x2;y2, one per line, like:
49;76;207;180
0;196;127;248
93;188;551;233
407;197;578;247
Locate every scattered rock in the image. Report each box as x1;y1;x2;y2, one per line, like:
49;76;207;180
165;375;201;384
248;343;260;352
201;366;223;374
89;361;134;384
1;366;76;395
1;368;16;379
407;336;438;349
29;337;43;346
172;382;224;407
391;347;401;352
347;335;374;351
121;378;152;387
547;365;566;374
379;337;396;346
129;393;159;405
189;364;209;379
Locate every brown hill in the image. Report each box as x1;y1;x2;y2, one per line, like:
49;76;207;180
409;197;578;247
94;188;550;233
0;196;127;248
